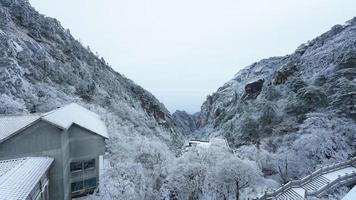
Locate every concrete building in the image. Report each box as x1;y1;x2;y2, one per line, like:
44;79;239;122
0;103;108;200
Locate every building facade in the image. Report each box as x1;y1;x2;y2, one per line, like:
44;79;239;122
0;103;108;200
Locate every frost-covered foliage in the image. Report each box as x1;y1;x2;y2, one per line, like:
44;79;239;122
193;16;356;197
172;110;198;136
160;139;270;200
91;135;272;200
1;0;356;199
0;0;185;199
0;0;181;147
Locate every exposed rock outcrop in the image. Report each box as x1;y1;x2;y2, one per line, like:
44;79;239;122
196;17;356;152
243;79;265;100
274;65;298;85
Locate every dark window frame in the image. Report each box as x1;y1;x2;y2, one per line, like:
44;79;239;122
84;159;95;170
70;161;83;172
71;181;84;193
84;177;97;189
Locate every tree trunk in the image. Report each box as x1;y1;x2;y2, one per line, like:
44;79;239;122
235;181;240;200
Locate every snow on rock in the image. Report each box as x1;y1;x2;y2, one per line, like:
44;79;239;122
172;110;198;136
0;0;355;199
0;1;184;199
193;16;356;198
0;0;182;146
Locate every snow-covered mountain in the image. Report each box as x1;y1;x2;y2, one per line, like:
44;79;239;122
172;110;198;136
1;0;355;199
194;16;356;178
168;18;356;199
0;1;187;198
0;0;183;146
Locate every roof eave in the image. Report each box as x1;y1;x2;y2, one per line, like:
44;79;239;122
0;117;42;144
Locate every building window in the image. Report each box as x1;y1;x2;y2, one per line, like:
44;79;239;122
84;178;97;189
84;159;95;170
71;181;84;192
70;161;83;172
71;159;95;172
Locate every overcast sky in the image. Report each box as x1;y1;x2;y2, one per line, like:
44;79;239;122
29;0;356;113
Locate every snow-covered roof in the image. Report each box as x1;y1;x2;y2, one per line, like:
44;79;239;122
188;140;210;144
42;103;108;138
0;103;108;143
187;140;210;148
0;115;40;143
0;157;53;200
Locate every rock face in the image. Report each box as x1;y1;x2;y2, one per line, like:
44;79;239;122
0;0;182;145
196;18;356;155
274;65;298;85
172;110;198;136
243;79;265;100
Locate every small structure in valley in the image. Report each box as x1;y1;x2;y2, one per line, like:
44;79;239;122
185;139;210;148
0;103;108;200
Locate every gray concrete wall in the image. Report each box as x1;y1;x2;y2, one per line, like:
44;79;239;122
68;124;106;158
61;128;71;200
0;120;68;200
0;121;106;200
68;124;106;195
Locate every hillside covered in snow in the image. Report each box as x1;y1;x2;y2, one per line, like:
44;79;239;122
0;0;355;199
0;1;183;198
192;15;356;194
0;0;184;144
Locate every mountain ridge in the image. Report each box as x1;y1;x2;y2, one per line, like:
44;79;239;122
0;1;355;199
196;17;356;137
0;0;183;147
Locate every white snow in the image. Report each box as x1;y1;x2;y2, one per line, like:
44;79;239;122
342;186;356;200
292;188;306;197
262;160;356;199
0;157;53;200
322;167;356;181
186;140;210;148
42;103;108;138
11;40;23;52
0;103;108;143
0;115;40;143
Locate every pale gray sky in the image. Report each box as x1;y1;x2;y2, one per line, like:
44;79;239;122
29;0;356;113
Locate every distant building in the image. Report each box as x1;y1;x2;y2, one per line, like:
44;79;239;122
185;139;210;148
0;103;108;200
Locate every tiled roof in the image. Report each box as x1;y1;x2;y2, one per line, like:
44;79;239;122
0;157;53;200
0;103;108;143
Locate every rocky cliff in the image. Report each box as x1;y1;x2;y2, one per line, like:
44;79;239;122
197;18;356;144
194;18;356;180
